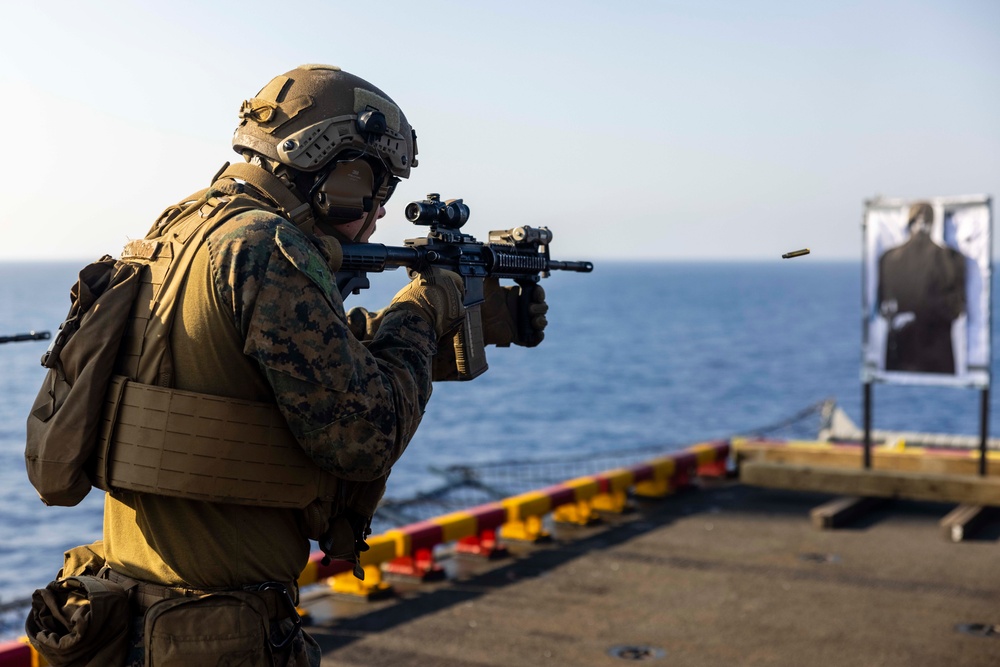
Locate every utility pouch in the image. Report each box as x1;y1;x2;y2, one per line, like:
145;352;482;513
25;575;130;667
25;256;143;506
143;592;272;667
59;541;106;579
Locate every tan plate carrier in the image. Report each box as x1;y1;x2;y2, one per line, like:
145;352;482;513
91;187;339;509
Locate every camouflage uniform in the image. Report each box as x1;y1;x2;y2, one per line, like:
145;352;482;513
105;176;437;666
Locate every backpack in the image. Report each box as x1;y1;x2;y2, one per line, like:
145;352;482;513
25;257;143;506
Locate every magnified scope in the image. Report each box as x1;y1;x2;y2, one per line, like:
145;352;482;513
405;194;470;229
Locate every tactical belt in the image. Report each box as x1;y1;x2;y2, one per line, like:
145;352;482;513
102;567;299;617
93;376;339;509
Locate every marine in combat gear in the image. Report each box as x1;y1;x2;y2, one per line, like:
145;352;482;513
25;65;549;667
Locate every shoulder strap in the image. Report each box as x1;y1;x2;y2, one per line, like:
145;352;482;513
117;195;261;384
219;162;315;231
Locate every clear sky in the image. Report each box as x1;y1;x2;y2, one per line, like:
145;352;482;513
1;0;997;262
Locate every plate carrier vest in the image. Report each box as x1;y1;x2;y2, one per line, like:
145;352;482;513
92;186;340;509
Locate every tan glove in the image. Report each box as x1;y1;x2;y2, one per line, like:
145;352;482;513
346;307;385;342
481;277;548;347
390;267;465;339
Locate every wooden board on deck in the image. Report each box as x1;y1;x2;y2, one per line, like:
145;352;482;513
741;461;1000;506
810;496;888;529
734;440;994;477
939;504;997;542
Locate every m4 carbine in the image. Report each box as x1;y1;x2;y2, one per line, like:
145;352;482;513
336;194;593;380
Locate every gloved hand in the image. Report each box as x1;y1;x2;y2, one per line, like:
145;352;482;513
345;307;385;342
390;267;465;339
481;277;548;347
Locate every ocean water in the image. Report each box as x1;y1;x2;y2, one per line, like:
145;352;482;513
2;260;998;611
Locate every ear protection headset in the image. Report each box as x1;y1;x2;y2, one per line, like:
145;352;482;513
311;159;376;223
308;110;399;240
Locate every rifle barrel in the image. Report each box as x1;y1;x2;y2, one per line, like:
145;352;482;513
548;260;594;273
0;331;51;345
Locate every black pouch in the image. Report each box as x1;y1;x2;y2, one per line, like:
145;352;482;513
25;574;130;667
143;592;272;667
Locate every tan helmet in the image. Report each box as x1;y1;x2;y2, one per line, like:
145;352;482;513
233;65;417;237
233;64;417;178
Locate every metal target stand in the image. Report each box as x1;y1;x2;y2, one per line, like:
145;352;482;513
861;195;994;476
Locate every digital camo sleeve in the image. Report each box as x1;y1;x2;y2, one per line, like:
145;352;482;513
208;212;437;482
347;305;462;381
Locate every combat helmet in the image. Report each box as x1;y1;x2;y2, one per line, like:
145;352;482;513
233;65;418;235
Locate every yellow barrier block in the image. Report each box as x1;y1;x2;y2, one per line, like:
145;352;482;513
501;515;549;542
591;490;629;513
602;469;636;494
634;477;672;498
297;559;318;587
650;457;677;479
329;564;391;598
363;532;405;565
503;491;552;521
563;477;601;501
690;442;722;465
432;511;478;543
553;499;599;526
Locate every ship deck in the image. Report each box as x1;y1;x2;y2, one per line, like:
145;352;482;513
302;478;1000;666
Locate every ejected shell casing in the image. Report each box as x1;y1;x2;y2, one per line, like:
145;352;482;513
781;248;810;259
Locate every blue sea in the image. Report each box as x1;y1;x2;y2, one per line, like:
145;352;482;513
2;260;997;614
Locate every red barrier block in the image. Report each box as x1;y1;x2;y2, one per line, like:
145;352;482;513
0;640;31;667
537;484;578;508
399;520;445;554
631;463;656;483
456;528;509;559
384;548;445;581
671;452;698;486
698;458;730;478
465;503;508;531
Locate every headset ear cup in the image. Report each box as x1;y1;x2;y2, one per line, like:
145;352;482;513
312;160;376;222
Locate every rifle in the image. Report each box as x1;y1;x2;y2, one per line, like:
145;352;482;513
0;331;50;345
336;193;593;380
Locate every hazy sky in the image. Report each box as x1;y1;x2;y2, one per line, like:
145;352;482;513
1;0;997;261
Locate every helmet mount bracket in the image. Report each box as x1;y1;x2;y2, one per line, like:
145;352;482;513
356;110;387;139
